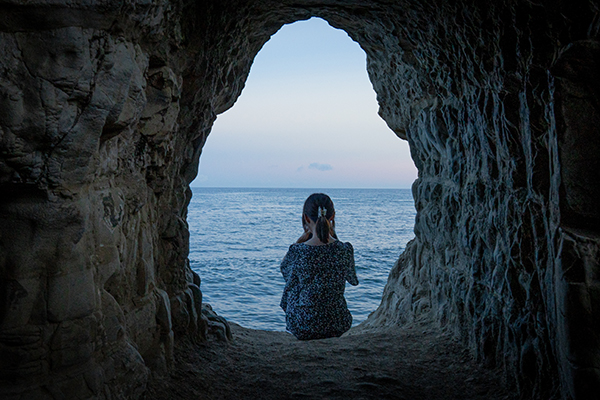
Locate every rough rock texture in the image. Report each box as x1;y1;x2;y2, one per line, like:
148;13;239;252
0;1;599;399
0;2;205;399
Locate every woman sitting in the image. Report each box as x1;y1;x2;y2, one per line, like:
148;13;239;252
280;193;359;340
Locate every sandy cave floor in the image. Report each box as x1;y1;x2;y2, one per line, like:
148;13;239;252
144;320;513;400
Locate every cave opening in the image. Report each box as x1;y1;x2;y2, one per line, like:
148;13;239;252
188;17;417;332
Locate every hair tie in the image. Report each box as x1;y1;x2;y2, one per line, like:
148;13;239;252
318;206;327;218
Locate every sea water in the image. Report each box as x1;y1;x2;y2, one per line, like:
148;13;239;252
188;187;416;331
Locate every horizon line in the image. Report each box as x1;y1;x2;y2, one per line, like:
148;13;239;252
189;185;413;190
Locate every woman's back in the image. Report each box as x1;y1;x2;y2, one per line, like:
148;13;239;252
280;241;358;340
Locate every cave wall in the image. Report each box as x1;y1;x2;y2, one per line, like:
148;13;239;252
0;2;204;399
345;3;600;399
0;1;599;399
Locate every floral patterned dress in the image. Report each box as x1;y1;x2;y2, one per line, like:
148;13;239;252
280;241;359;340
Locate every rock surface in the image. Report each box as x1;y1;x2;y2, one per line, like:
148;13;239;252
0;1;599;399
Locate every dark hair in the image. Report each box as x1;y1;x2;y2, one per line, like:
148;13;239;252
302;193;337;243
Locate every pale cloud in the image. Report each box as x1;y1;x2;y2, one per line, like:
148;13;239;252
308;163;333;171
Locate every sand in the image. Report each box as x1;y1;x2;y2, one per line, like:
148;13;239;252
144;318;513;400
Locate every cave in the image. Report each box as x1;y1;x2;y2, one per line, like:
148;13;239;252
0;1;599;399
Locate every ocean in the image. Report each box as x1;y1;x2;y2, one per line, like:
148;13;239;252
188;187;416;331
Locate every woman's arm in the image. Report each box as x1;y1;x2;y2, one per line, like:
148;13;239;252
280;246;298;312
345;243;359;286
280;245;297;281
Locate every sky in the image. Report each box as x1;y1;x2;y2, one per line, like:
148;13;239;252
191;17;417;189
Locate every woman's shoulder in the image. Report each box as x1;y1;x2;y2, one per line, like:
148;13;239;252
287;243;307;253
333;241;353;251
335;241;353;258
289;241;353;253
293;241;352;248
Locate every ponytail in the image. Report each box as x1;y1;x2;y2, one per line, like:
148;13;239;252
315;206;331;244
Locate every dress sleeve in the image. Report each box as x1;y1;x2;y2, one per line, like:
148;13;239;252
280;245;296;282
280;245;297;312
345;243;359;286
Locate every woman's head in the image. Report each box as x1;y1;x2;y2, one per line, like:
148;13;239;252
302;193;337;243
